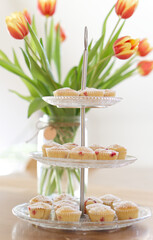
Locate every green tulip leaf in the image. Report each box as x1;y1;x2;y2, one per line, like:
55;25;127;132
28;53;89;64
9;89;33;102
46;18;54;64
13;49;22;69
20;48;30;69
54;25;61;83
0;50;11;62
100;5;115;51
28;98;48;117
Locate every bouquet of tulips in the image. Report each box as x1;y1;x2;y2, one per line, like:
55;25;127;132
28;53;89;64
0;0;153;117
0;0;153;196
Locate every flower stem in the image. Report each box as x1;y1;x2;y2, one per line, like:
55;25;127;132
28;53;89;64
88;54;114;75
106;18;121;46
73;169;80;182
39;167;48;194
88;54;114;87
24;38;41;63
67;168;74;196
45;167;54;195
55;167;62;194
45;17;48;46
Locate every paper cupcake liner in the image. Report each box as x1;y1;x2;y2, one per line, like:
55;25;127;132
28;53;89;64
88;211;115;222
79;90;104;97
29;208;51;220
46;149;69;158
68;152;96;160
104;90;116;97
117;152;127;160
56;211;81;222
96;150;118;160
115;208;139;220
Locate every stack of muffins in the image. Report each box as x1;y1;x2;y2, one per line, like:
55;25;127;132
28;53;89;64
53;87;116;97
28;193;81;222
85;194;139;222
42;141;127;161
28;193;139;222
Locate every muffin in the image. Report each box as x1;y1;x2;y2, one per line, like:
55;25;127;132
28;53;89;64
107;144;127;160
56;206;82;222
63;142;79;150
68;146;96;160
53;193;77;203
53;200;79;211
46;146;69;158
104;89;116;97
88;205;115;222
89;144;105;151
53;88;79;97
79;88;104;97
84;197;103;213
114;201;139;220
95;149;118;160
42;141;61;157
30;195;53;206
86;203;104;215
99;194;121;209
28;202;52;219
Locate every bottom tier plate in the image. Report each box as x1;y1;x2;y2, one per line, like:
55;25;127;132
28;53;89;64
12;203;151;231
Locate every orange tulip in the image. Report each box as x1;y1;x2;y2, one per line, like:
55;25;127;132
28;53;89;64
115;0;138;19
137;61;153;76
137;39;153;57
38;0;56;17
23;9;31;25
5;12;29;40
113;36;139;60
55;24;66;42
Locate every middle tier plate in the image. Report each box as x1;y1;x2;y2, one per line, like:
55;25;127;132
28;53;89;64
30;152;137;168
42;96;122;108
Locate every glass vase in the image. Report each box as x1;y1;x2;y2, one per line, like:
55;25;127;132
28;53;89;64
37;115;88;197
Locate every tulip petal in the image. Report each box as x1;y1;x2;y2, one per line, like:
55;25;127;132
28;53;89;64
6;12;29;40
138;61;153;76
115;0;138;19
113;36;139;60
129;38;139;50
115;50;135;59
138;38;153;57
114;36;131;47
38;0;56;16
23;9;31;25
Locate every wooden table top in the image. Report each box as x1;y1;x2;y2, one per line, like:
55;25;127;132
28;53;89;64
1;167;153;240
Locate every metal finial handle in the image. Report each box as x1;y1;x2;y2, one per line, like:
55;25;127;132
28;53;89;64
84;26;88;50
81;27;88;90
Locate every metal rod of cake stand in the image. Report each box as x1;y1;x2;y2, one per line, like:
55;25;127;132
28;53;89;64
80;26;88;215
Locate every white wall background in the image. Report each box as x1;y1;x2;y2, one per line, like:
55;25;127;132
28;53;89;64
0;0;153;168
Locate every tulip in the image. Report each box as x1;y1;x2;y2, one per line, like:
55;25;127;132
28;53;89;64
137;61;153;76
113;36;139;60
23;9;31;25
115;0;139;19
137;39;153;57
38;0;56;17
5;12;29;40
55;24;66;42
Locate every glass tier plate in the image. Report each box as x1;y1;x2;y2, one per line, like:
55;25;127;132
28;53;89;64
42;96;122;108
12;203;151;231
30;152;137;169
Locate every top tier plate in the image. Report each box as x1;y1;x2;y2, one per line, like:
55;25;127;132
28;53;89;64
42;96;122;108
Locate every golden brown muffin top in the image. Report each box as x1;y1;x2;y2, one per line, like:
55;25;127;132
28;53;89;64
30;195;53;205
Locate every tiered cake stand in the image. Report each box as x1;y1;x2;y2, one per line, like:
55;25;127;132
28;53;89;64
12;27;151;231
